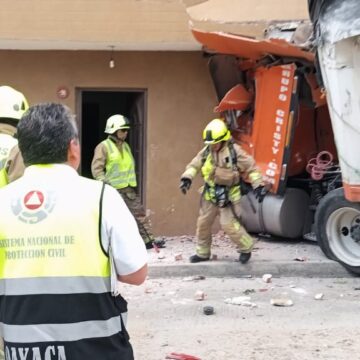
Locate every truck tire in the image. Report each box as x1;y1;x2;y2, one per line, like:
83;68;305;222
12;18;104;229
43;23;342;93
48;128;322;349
315;188;360;274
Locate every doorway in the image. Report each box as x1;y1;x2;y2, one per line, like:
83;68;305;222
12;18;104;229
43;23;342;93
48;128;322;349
77;88;147;203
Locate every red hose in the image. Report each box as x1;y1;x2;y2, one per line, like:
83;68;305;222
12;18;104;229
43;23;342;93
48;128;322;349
306;151;333;180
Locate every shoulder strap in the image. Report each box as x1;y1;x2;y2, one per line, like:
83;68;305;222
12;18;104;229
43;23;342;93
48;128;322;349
98;181;108;257
201;145;210;165
228;140;238;167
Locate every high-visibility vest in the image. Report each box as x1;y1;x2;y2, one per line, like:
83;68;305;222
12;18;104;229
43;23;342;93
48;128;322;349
201;148;241;203
103;139;137;189
0;165;130;359
0;134;17;188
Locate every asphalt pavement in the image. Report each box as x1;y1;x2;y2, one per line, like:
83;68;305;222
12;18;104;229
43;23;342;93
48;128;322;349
147;235;353;278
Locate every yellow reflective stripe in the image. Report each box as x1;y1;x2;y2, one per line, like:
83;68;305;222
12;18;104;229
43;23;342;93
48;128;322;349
0;168;8;188
196;245;211;258
240;234;253;251
248;171;262;182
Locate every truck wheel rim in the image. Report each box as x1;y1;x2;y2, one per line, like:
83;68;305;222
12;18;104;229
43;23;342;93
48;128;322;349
327;207;360;266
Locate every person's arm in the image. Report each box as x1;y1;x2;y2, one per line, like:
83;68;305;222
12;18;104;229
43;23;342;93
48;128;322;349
181;146;207;181
117;263;148;285
101;185;148;286
234;144;264;189
91;143;107;180
6;144;25;183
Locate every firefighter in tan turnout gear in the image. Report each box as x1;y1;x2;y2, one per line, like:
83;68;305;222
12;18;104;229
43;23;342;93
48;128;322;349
180;118;267;264
0;85;28;188
91;114;165;249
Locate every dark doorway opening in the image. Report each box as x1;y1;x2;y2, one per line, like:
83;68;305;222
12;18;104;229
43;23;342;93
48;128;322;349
77;89;147;203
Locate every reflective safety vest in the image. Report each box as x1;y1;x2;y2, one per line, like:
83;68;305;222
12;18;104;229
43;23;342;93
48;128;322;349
103;139;137;189
201;152;241;203
0;134;17;188
0;165;130;359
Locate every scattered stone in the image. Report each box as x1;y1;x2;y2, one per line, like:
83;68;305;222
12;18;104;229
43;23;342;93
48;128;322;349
194;290;206;301
294;256;307;262
262;274;272;283
157;251;165;259
174;253;183;261
291;287;308;295
354;287;360;291
243;289;256;295
182;275;206;282
224;296;257;308
203;305;215;315
270;298;294;307
314;293;324;300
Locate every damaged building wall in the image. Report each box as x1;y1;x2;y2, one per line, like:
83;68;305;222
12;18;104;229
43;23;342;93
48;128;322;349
0;50;217;235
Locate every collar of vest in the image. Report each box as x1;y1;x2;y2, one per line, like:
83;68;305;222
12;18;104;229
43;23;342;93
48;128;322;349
108;135;124;146
24;163;78;177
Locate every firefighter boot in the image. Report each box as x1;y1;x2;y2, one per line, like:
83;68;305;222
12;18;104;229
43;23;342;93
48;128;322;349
189;254;210;263
239;252;251;264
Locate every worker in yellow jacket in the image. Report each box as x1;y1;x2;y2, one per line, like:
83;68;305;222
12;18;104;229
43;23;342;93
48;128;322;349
180;118;267;264
0;85;28;187
92;114;165;249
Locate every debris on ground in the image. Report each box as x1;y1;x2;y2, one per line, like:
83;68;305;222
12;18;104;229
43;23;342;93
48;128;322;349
270;298;294;307
262;274;272;283
290;287;307;295
174;253;183;261
203;306;215;315
243;289;256;295
314;293;324;300
182;275;206;282
224;296;257;308
194;290;206;301
165;352;202;360
211;254;218;260
294;256;308;262
158;251;166;259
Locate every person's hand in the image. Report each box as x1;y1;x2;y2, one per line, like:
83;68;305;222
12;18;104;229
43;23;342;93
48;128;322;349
179;178;192;194
253;185;267;203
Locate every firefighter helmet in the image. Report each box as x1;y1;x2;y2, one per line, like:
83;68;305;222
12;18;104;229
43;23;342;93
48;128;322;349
104;114;130;134
0;85;29;121
203;119;230;144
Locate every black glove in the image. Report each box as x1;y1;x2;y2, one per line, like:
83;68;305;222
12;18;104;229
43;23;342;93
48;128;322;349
179;178;192;194
253;185;267;203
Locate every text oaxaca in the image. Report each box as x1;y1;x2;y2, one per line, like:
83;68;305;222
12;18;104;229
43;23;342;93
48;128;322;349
5;345;66;360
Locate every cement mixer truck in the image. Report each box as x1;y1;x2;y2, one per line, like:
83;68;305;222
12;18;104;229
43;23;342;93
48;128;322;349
190;0;360;274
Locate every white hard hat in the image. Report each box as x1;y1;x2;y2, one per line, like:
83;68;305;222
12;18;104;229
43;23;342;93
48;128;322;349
0;85;29;121
104;114;130;134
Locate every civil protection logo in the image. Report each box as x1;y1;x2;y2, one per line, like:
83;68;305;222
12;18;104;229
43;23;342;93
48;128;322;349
11;190;56;224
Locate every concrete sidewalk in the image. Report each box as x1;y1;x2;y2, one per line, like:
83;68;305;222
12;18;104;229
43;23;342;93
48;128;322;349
147;235;352;278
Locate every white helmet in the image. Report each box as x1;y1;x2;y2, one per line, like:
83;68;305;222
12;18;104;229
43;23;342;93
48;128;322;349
0;85;29;121
104;114;130;134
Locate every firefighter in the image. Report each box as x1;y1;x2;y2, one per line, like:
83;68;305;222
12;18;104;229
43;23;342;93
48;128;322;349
0;103;148;359
180;118;267;264
0;85;28;187
91;114;165;249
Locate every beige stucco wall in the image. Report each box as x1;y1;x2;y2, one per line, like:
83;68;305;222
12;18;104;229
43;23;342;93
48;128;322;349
0;50;217;235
